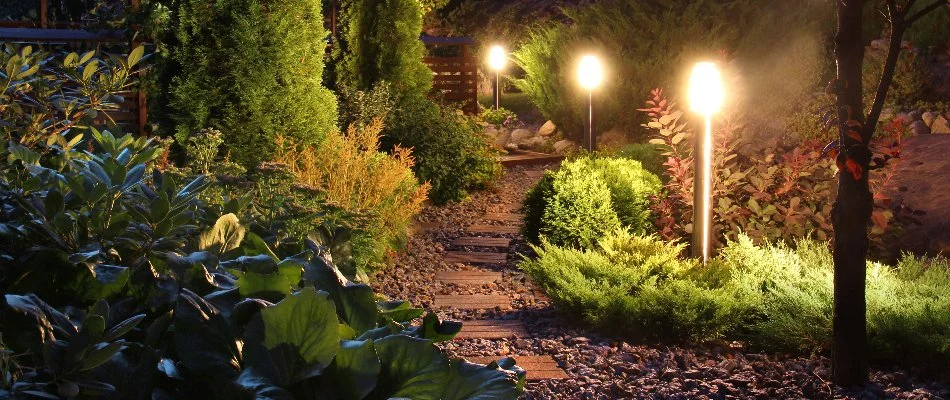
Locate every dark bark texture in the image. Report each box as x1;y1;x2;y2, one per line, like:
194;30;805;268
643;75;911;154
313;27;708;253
831;0;871;387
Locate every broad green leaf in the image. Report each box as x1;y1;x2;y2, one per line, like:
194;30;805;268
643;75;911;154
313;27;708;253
127;45;145;66
327;340;380;399
199;213;245;254
368;335;449;400
260;287;339;368
231;261;302;298
79;342;124;371
243;232;279;262
419;313;462;343
440;360;524;400
173;290;241;380
305;256;377;334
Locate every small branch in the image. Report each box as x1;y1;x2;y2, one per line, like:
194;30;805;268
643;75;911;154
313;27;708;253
865;25;905;136
906;0;948;24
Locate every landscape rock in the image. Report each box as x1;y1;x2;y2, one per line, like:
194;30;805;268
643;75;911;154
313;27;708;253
553;139;576;154
538;120;557;137
922;111;936;127
510;128;534;144
493;129;511;149
932;116;950;134
505;142;519;151
910;120;931;136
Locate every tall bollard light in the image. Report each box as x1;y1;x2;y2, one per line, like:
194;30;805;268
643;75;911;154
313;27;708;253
577;55;603;152
488;45;506;110
688;62;725;264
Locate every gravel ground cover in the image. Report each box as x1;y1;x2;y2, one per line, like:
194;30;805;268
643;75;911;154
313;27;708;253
371;164;950;400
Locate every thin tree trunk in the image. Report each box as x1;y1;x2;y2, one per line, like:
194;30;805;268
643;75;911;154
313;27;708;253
831;0;872;387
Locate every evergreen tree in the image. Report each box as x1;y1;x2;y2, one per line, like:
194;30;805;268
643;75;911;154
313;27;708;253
167;0;338;167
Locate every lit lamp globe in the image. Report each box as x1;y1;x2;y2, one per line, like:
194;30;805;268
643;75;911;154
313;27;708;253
577;55;603;90
578;55;603;151
688;62;724;116
488;45;506;110
687;61;725;264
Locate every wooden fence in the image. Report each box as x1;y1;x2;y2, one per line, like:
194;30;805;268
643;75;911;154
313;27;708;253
422;35;479;114
0;27;148;136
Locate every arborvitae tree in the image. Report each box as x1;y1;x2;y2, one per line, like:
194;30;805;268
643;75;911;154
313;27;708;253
333;0;432;99
167;0;337;167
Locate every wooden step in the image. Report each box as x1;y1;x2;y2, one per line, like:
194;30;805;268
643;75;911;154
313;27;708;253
434;294;511;310
467;355;569;380
455;319;529;339
451;237;512;248
467;224;521;235
444;251;507;265
436;271;503;285
524;170;545;179
483;212;524;223
489;203;523;213
499;151;565;167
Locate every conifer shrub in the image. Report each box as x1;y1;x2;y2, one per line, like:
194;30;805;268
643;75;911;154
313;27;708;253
333;0;432;99
522;231;950;369
522;156;661;249
166;0;337;167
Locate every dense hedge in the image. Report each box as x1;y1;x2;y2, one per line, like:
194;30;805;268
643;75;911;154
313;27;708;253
522;231;950;370
165;0;338;167
522;156;661;248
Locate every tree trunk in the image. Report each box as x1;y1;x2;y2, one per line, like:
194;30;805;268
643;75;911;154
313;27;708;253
831;0;872;387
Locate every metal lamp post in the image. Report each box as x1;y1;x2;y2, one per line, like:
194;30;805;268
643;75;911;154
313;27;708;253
488;45;506;110
578;55;603;152
688;62;725;264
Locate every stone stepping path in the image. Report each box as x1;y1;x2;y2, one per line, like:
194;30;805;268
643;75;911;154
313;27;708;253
467;224;521;234
454;319;529;339
434;294;511;309
431;166;569;381
483;212;524;223
444;251;507;264
435;270;502;285
451;237;512;248
467;355;569;380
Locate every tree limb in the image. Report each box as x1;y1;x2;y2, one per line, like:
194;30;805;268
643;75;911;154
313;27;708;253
906;0;948;24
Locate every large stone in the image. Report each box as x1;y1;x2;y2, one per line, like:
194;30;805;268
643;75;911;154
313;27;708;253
493;129;512;149
525;136;545;148
910;120;931;136
505;142;519;151
510;128;535;146
553;139;575;154
932;116;950;134
922;111;936;127
538;120;557;137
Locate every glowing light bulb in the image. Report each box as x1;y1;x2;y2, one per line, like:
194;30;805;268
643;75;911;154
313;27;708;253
689;62;724;116
578;55;603;90
488;45;506;71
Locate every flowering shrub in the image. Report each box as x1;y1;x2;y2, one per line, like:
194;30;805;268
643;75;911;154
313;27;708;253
640;89;903;250
480;107;519;129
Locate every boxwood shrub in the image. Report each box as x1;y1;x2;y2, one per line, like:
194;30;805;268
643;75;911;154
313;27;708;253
522;156;662;249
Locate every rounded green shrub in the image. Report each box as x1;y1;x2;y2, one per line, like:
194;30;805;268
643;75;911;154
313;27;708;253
383;95;501;204
165;0;337;168
523;156;662;249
